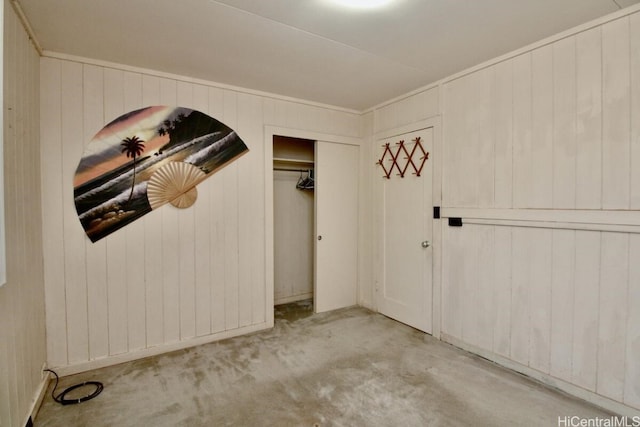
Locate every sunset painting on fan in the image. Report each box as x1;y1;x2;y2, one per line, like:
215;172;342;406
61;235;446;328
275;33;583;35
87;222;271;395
73;106;249;242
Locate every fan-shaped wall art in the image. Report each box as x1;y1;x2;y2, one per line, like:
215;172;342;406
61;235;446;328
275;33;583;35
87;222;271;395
73;106;249;242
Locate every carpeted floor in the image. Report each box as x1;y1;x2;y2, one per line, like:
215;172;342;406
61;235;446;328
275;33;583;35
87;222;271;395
36;300;612;426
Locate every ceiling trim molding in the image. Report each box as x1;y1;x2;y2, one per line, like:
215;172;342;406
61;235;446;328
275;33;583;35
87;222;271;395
366;1;640;113
9;0;42;55
41;50;364;115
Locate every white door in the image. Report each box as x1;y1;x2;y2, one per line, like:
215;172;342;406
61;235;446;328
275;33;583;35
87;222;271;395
377;128;433;332
315;141;359;313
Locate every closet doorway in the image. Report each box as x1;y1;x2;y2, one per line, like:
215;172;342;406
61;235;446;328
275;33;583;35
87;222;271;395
268;129;359;317
273;136;315;306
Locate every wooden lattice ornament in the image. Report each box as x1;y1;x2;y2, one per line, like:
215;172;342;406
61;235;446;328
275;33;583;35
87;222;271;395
376;136;429;178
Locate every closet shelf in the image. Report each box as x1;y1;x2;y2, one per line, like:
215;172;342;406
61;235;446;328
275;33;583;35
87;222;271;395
273;157;314;167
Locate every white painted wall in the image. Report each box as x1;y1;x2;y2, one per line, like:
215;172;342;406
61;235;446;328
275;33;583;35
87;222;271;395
369;5;640;416
0;2;47;426
39;55;364;373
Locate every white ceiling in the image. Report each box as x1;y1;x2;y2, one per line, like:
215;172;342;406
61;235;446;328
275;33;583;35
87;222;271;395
17;0;640;110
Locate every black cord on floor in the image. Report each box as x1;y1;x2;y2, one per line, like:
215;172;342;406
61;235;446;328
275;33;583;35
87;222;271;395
43;369;104;405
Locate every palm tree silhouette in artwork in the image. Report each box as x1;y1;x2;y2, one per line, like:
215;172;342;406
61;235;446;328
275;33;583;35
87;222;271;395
120;136;146;203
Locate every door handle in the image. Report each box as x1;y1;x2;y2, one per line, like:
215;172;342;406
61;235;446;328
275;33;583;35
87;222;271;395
421;240;430;248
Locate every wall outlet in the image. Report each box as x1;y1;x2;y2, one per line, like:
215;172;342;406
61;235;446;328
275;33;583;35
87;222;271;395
41;362;48;380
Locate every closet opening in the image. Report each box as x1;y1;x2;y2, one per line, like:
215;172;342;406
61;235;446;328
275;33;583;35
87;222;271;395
272;136;315;308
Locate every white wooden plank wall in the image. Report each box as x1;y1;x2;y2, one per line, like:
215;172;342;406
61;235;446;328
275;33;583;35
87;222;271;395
439;12;640;411
40;56;362;370
443;225;640;410
359;111;375;309
1;3;47;427
373;87;438;135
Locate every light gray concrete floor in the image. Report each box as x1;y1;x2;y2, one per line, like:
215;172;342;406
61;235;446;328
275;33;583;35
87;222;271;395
36;301;613;426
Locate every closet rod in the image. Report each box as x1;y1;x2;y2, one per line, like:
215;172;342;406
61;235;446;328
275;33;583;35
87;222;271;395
273;167;314;172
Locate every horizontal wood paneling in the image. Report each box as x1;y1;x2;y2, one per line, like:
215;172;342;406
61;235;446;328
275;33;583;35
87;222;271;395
40;56;363;371
1;3;47;426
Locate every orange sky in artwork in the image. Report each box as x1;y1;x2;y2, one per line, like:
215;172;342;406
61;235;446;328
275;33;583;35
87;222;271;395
73;106;173;187
73;134;169;187
93;106;166;140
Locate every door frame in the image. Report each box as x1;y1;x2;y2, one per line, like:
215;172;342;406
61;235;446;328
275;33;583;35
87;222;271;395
264;126;363;327
372;117;442;338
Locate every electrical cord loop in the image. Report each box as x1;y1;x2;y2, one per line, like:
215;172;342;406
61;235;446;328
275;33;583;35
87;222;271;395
43;369;104;405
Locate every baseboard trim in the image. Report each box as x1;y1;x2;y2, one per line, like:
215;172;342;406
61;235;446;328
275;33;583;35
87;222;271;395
51;322;271;377
22;374;50;427
440;333;640;417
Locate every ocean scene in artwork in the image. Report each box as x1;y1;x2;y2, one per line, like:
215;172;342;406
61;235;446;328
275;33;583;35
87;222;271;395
74;106;249;242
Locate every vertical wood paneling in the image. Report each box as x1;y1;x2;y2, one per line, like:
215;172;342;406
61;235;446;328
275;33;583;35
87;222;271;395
123;71;146;351
40;57;364;385
237;93;259;327
5;8;23;411
192;84;212;337
373;87;438;134
2;5;46;425
83;64;109;360
223;90;240;330
441;227;462;338
159;78;180;344
552;38;577;209
602;17;631;209
492;61;513;209
492;226;512;357
61;61;90;364
445;74;479;207
442;79;464;207
208;87;226;334
512;53;533;208
631;14;640;209
626;234;640;408
40;57;67;367
528;229;552;374
461;75;479;207
460;226;478;346
476;69;495;208
572;231;600;391
575;27;603;209
427;7;640;414
237;93;266;325
476;225;495;352
531;45;553;208
550;229;575;382
510;227;531;365
597;232;629;401
104;67;130;356
141;75;164;348
177;81;197;340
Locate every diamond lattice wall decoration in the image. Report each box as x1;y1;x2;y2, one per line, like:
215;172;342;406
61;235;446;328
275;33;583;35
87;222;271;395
376;136;429;179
